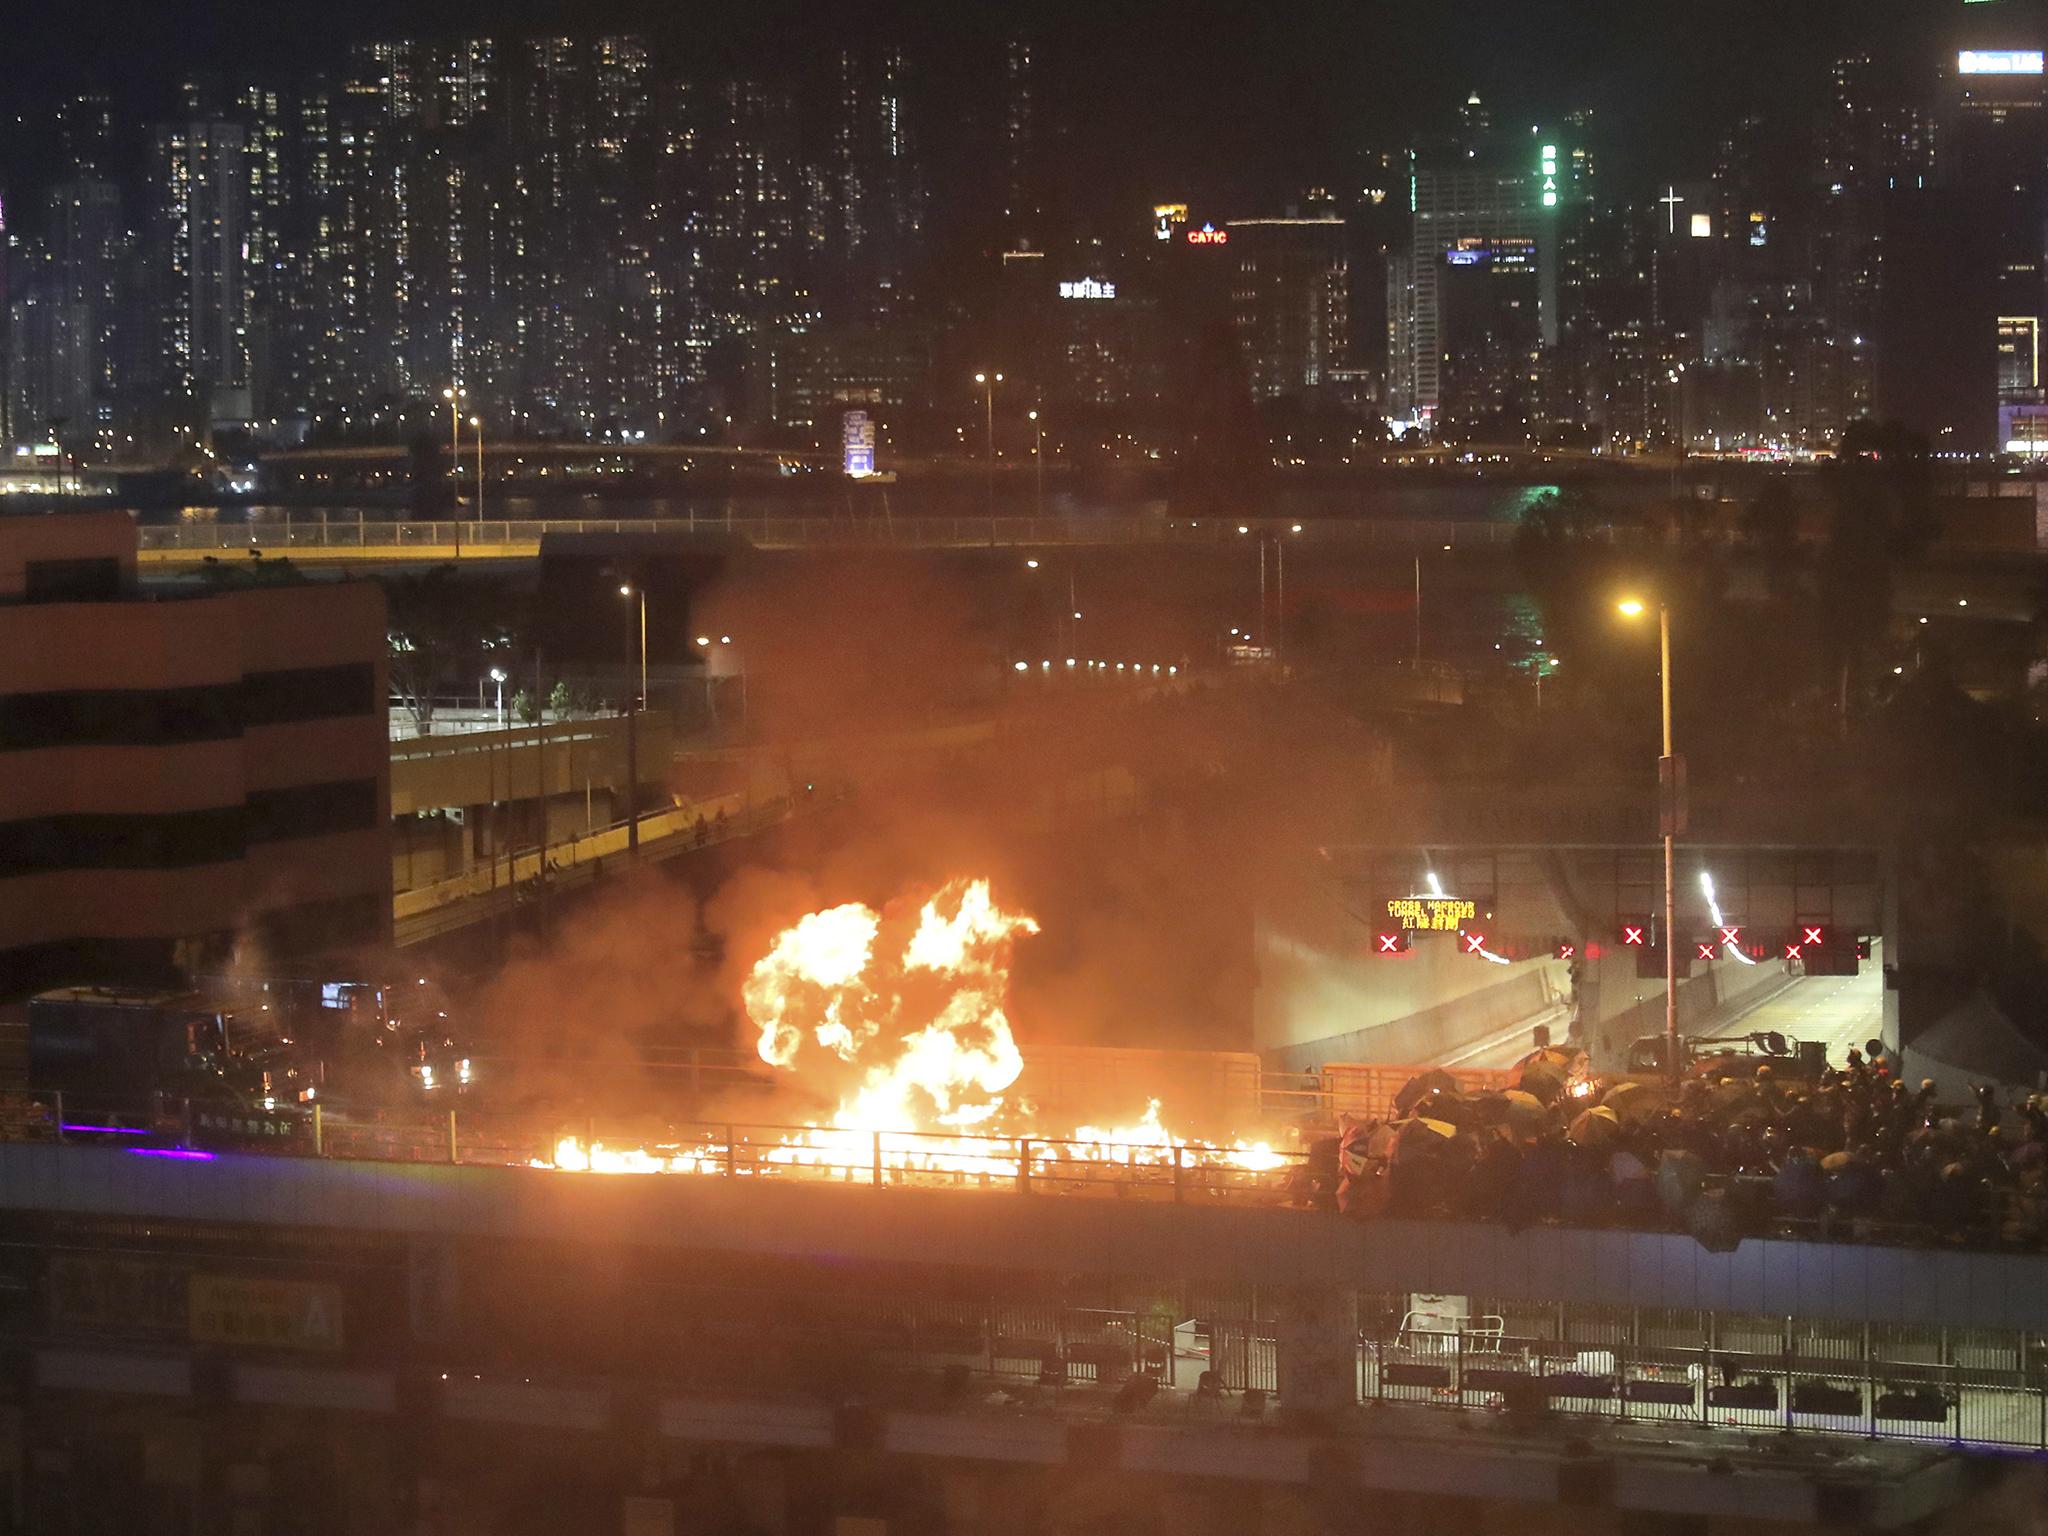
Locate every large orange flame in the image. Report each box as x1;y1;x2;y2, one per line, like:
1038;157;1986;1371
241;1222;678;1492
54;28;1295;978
542;877;1294;1190
742;878;1035;1131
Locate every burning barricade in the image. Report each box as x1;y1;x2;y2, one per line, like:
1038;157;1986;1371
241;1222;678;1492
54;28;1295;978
539;878;1294;1197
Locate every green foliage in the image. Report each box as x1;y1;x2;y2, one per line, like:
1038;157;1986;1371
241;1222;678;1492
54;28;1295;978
383;565;528;733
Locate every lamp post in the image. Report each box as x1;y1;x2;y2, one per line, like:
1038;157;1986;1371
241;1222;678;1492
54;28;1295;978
974;371;1003;514
1619;596;1679;1080
489;666;507;726
618;583;646;860
442;387;465;506
1028;408;1044;516
469;415;484;520
1668;366;1687;499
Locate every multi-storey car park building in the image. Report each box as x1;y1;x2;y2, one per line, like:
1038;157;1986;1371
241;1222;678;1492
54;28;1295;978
0;511;390;995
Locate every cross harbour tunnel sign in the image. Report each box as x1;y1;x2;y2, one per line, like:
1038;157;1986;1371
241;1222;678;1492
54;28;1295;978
1385;895;1478;932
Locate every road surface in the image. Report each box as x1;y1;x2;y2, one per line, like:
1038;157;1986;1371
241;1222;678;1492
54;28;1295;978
1724;943;1886;1068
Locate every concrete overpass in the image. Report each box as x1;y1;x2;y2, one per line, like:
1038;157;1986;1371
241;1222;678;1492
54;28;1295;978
0;1137;2035;1529
134;512;1544;568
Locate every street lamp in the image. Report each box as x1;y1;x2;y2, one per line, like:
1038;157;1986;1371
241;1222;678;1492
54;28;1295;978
469;415;484;520
617;582;647;859
1619;595;1679;1081
442;387;465;505
489;666;507;725
974;371;1003;513
1668;365;1688;498
1028;408;1044;515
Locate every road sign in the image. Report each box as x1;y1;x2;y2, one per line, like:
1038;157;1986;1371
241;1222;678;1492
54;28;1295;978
1658;754;1688;837
1375;932;1411;955
1462;933;1488;955
1385;895;1480;933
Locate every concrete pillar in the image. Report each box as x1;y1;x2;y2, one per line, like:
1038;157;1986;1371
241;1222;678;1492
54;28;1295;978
1274;1286;1359;1414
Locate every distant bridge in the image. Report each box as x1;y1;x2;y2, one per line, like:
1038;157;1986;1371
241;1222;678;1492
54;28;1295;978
135;513;1542;566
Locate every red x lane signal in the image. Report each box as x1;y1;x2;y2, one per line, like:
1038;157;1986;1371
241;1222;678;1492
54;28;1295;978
1718;926;1741;947
1696;942;1718;961
1463;933;1488;955
1556;942;1577;960
1376;933;1405;955
1621;925;1646;947
1784;942;1804;961
1802;926;1825;947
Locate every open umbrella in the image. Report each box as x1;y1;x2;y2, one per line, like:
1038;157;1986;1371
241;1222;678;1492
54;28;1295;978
1395;1069;1461;1118
1601;1080;1668;1125
1390;1116;1458;1164
1567;1104;1621;1149
1498;1089;1549;1142
1608;1149;1650;1184
1655;1149;1706;1216
1772;1153;1824;1218
1517;1059;1570;1105
1417;1090;1481;1129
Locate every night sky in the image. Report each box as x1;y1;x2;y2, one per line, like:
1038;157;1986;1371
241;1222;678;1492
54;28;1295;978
0;0;1959;209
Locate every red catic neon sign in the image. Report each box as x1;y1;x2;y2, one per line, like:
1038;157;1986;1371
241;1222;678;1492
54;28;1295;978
1187;223;1229;245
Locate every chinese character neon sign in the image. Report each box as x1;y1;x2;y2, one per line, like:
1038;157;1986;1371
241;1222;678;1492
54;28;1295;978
1058;279;1117;300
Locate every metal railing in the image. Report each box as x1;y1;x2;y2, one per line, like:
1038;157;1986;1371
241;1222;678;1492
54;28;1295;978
8;1091;1305;1207
1363;1317;2048;1450
135;513;1562;554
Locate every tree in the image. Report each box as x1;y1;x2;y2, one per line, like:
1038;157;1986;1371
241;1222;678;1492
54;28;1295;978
384;567;526;735
1511;486;1645;666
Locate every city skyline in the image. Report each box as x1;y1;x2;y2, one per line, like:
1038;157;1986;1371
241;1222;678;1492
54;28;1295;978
4;0;2046;464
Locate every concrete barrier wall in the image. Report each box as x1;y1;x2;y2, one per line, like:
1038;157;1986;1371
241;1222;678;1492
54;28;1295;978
1263;967;1554;1072
1581;953;1795;1071
3;1145;2043;1331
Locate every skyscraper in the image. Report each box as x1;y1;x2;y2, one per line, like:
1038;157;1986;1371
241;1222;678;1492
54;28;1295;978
1391;128;1571;429
149;119;251;429
1228;216;1349;403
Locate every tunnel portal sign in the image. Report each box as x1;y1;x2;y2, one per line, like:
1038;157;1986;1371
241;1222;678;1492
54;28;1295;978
1385;895;1477;933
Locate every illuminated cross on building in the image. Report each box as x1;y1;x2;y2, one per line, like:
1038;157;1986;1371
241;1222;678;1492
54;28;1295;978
1659;186;1685;234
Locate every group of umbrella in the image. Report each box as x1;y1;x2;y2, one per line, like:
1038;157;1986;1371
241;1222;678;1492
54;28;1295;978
1294;1048;2048;1251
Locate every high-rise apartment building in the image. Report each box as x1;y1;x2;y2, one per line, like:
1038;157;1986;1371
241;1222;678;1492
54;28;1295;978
148;119;252;429
1228;217;1349;403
